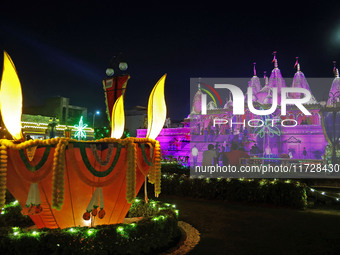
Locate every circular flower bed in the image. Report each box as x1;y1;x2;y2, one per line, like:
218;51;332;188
0;194;181;255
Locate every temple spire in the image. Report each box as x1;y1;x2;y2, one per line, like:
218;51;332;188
333;61;338;77
272;51;278;68
264;71;268;85
253;62;257;76
198;77;201;90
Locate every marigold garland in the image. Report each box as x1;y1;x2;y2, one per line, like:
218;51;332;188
68;143;127;187
148;141;161;196
0;138;61;210
0;137;162;210
137;143;154;176
126;141;137;204
153;140;161;197
51;138;68;210
0;145;7;209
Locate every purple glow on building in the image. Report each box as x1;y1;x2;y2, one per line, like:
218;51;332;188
138;56;340;166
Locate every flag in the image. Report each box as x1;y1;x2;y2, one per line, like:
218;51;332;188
103;75;130;121
272;51;277;63
294;58;298;68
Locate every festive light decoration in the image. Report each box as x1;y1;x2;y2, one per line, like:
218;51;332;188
74;116;88;140
146;74;167;139
3;199;179;244
0;144;7;209
1;136;162;228
0;52;23;140
0;53;168;230
148;140;162;197
22;121;94;132
111;95;125;139
253;114;281;138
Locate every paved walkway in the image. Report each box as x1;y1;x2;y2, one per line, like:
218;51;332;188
159;195;340;255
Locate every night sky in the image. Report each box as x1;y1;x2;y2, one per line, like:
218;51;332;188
1;1;340;122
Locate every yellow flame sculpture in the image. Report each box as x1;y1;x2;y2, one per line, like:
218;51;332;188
146;74;167;139
0;52;23;140
111;95;125;139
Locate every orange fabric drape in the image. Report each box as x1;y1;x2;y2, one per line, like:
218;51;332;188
6;143;152;229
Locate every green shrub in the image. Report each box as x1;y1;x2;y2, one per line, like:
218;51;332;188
0;198;180;255
145;167;308;209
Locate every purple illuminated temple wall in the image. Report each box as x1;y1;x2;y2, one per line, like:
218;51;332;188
138;56;340;164
138;111;327;163
190;110;327;160
137;127;191;162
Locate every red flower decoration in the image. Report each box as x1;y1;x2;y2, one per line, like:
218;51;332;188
83;211;91;221
91;208;97;217
98;209;105;219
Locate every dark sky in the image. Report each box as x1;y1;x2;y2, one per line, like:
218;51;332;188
1;1;340;122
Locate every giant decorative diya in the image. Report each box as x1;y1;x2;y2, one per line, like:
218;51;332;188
0;52;166;229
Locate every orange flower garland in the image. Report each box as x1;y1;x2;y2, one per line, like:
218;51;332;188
153;140;161;197
0;138;59;210
51;138;68;210
147;141;161;194
0;137;162;210
0;144;7;209
126;140;137;204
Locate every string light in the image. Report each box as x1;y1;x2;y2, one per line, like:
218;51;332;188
117;226;124;233
68;228;76;233
87;229;94;236
22;121;94;132
31;231;39;237
2;199;178;241
308;186;340;202
161;174;340;203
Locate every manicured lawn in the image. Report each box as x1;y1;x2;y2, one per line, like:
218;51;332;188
159;195;340;255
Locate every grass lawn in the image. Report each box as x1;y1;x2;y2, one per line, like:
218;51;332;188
159;195;340;255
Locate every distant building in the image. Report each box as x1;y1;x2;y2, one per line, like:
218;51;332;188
24;96;87;125
22;114;94;140
125;106;147;137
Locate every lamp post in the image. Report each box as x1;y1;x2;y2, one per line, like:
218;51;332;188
320;90;340;164
93;111;100;128
48;117;59;138
106;53;128;77
104;53;129;121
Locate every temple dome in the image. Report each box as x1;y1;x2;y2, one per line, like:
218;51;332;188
223;93;233;109
263;90;273;105
207;101;217;110
327;68;340;106
248;62;261;94
191;87;203;114
291;62;317;104
268;59;286;94
256;72;271;104
268;58;286;106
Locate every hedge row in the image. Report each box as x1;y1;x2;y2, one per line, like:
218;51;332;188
145;163;308;209
0;198;180;255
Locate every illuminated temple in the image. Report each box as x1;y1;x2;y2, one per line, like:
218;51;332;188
138;55;340;163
